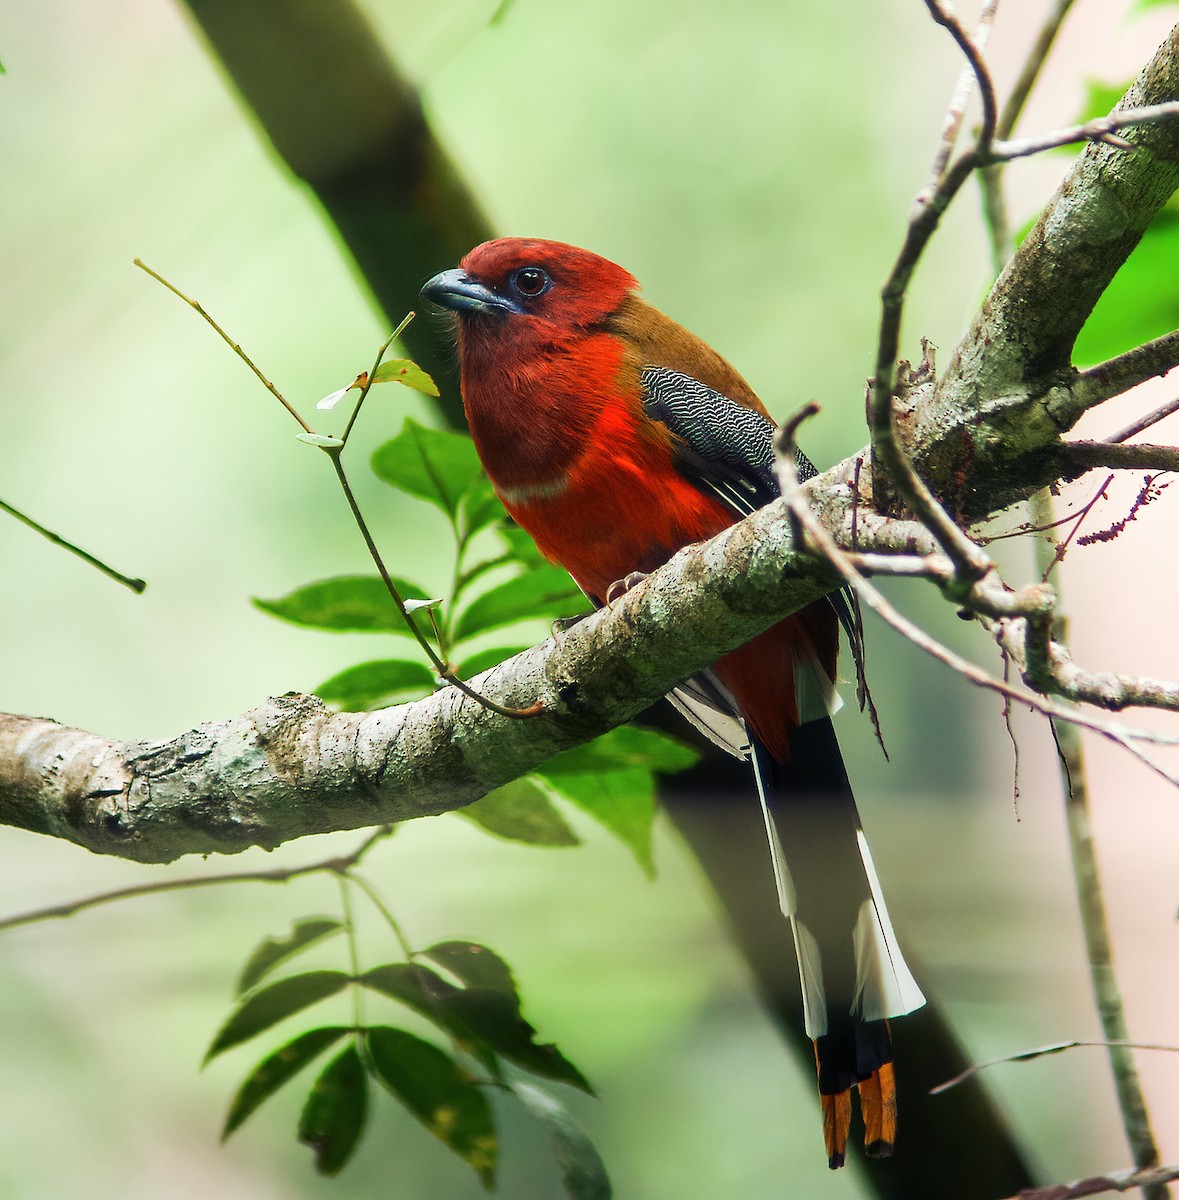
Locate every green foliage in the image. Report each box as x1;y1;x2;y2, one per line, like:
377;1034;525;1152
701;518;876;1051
254;575;432;633
236;918;344;995
243;410;701;1190
217;910;600;1193
513;1082;613;1200
298;1043;369;1175
370;357;440;396
459;777;581;846
313;658;436;708
366;1027;496;1186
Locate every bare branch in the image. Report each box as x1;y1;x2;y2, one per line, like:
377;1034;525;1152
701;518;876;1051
922;0;1000;189
1063;440;1179;472
922;0;998;155
996;0;1077;142
1111;394;1179;444
989;102;1179;163
932;1039;1179;1096
0;827;391;934
1000;1164;1179;1200
1064;330;1179;423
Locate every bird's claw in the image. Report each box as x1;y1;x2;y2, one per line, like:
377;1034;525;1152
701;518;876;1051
605;571;649;608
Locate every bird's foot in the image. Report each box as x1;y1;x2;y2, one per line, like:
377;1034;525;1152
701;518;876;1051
604;571;649;607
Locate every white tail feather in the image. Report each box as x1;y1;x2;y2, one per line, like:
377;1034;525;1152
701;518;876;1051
752;742;925;1036
667;688;750;759
792;648;844;726
853;831;926;1020
752;745;829;1038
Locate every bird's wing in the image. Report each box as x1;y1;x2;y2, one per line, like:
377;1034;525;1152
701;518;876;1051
639;365;860;726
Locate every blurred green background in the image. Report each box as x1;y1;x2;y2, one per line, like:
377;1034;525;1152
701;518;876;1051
2;2;1176;1197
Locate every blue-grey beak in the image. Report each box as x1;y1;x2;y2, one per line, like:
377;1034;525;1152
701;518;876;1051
421;269;519;316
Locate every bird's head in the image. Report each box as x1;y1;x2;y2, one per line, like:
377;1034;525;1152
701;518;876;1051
421;238;637;347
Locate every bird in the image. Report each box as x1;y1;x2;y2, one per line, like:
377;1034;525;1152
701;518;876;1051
422;237;925;1169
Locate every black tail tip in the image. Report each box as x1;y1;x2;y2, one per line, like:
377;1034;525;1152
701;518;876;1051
827;1152;846;1171
865;1138;895;1159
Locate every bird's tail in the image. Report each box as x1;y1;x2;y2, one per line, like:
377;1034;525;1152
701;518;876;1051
751;716;925;1169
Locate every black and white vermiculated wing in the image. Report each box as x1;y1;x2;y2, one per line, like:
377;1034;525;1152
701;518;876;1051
638;366;852;754
641;365;800;518
639;364;853;642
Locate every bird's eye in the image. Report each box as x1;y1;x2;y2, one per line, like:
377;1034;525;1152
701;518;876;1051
510;266;551;298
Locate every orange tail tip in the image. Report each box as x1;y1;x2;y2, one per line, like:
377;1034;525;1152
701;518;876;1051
820;1090;852;1170
858;1062;898;1158
817;1058;898;1169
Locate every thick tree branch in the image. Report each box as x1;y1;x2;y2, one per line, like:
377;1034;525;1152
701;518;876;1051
0;491;839;862
920;27;1179;514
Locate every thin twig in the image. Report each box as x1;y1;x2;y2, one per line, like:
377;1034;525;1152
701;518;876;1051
133;258;313;434
980;0;1078;271
1110;395;1179;444
923;0;1001;188
1065;441;1179;473
923;0;999;154
339;312;415;447
988;102;1179;163
324;448;543;721
1002;1164;1179;1200
932;1037;1179;1095
1041;475;1115;580
0;497;146;593
1068;330;1179;418
778;462;1179;767
0;825;393;934
996;0;1076;142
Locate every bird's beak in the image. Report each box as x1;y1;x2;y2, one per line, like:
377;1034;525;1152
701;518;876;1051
421;269;519;316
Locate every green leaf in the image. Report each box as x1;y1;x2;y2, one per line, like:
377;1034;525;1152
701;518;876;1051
222;1026;351;1139
366;1027;497;1187
497;524;548;566
299;1043;368;1176
420;947;591;1092
363;958;590;1092
458;645;529;679
360;963;498;1075
461;478;506;536
1073;211;1179;367
442;989;592;1093
361;962;458;1013
205;971;352;1063
458;778;581;846
537;770;657;879
371;357;440;396
455;566;589;641
513;1082;612;1200
315;659;435;709
540;726;699;777
236;918;345;996
253;575;430;633
371;419;485;519
422;941;517;996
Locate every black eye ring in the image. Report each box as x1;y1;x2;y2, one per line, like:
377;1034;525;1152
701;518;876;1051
510;266;551;298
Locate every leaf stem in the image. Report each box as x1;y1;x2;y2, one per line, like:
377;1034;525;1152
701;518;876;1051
337;874;366;1031
133;258;313;434
339;312;416;448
